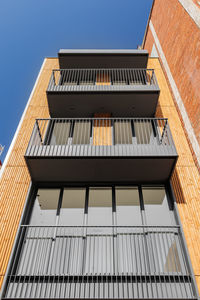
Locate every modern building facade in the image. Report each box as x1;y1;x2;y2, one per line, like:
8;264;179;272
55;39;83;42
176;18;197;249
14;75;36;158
142;0;200;171
0;47;199;300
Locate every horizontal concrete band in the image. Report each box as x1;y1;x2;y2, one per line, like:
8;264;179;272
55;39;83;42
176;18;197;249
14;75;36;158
178;0;200;28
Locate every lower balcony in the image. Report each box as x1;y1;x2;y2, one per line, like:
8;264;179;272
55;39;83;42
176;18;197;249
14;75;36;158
25;118;178;183
3;226;197;299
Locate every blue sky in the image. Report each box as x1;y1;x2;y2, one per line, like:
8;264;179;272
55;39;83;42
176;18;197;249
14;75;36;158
0;0;152;162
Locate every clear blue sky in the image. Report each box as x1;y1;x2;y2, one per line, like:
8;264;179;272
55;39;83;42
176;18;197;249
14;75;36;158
0;0;153;162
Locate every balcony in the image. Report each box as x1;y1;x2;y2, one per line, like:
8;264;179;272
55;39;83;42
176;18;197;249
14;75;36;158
25;118;177;183
46;69;160;117
58;49;149;69
3;226;197;299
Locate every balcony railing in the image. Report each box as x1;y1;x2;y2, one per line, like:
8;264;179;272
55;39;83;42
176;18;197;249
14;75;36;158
4;226;197;299
25;118;177;182
26;118;176;157
47;69;158;92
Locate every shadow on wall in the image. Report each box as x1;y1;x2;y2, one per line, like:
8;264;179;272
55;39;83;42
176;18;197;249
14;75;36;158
171;170;186;204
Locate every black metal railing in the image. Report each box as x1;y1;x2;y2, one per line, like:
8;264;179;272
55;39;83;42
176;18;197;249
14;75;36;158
4;226;197;299
25;118;176;158
47;69;158;92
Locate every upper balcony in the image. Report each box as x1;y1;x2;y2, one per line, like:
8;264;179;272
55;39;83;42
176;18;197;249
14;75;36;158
46;68;160;117
25;118;177;183
58;49;149;69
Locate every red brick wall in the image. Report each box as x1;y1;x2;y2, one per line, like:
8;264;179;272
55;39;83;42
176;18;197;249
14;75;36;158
143;0;200;159
192;0;200;7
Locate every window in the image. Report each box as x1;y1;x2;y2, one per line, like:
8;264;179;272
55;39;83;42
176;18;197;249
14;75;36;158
6;184;193;299
114;121;133;144
72;121;91;145
44;119;163;147
59;188;86;225
115;186;141;225
24;185;183;276
49;121;71;145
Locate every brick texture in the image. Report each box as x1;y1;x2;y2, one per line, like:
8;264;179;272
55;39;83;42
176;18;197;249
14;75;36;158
148;58;200;294
144;0;200;169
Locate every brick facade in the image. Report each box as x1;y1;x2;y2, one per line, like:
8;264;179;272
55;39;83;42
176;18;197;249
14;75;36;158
143;0;200;170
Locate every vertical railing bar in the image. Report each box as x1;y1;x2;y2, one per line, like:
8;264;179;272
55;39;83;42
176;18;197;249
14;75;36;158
57;228;64;298
147;227;158;298
161;228;174;298
79;119;83;156
168;229;185;298
20;226;33;298
43;227;52;298
44;119;51;146
64;69;69;86
73;120;78;157
138;228;144;298
144;69;148;85
40;227;50;298
151;227;163;298
28;227;39;297
12;226;28;298
57;119;67;156
130;69;134;84
33;226;44;297
132;69;135;84
155;228;167;298
27;227;39;298
177;227;194;297
33;120;40;157
165;227;183;298
49;119;55;155
141;226;150;298
125;229;129;297
132;230;138;297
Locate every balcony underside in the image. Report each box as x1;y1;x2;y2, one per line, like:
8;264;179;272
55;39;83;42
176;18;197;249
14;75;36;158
58;49;149;69
47;90;159;118
25;155;177;183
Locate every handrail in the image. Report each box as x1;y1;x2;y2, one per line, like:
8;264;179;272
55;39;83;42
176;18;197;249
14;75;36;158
26;118;176;158
47;68;159;91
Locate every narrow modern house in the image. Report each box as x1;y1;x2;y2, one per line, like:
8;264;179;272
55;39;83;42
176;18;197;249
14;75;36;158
0;48;199;300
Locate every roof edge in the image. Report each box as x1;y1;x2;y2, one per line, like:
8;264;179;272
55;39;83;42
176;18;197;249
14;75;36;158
58;49;149;55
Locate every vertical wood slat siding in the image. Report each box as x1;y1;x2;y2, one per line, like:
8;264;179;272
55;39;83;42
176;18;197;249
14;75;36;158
0;59;59;287
148;58;200;293
0;57;199;295
93;113;112;145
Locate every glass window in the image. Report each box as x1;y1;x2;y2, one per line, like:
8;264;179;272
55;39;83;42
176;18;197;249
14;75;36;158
114;121;132;144
50;121;70;145
59;188;86;225
134;120;154;144
72;121;91;144
116;187;142;225
142;186;174;225
88;187;112;225
29;189;60;225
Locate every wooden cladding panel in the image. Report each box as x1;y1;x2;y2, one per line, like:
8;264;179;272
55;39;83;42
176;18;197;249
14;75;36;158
0;59;59;286
96;73;111;85
93;114;112;145
148;58;200;292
